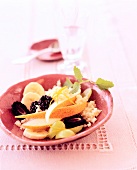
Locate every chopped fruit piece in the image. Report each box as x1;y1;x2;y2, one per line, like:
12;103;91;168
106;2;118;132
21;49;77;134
11;101;30;117
49;101;87;119
56;96;76;107
30;101;39;113
23;82;45;96
15;95;76;119
63;114;87;128
55;129;75;139
70;125;84;133
29;95;54;113
38;95;54;111
45;96;76;122
15;111;46;119
70;82;80;94
81;88;92;101
21;92;41;110
52;86;67;101
48;121;66;139
22;118;60;131
23;128;48;140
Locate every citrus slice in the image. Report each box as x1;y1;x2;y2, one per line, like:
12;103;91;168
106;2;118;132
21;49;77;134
56;96;76;108
52;86;67;101
45;96;76;122
55;129;75;139
23;128;48;140
22;118;60;131
48;120;66;139
49;101;87;119
15;111;46;119
15;96;76;120
23;82;45;96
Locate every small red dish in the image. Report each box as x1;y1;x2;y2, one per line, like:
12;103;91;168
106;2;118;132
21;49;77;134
0;74;113;146
30;39;63;61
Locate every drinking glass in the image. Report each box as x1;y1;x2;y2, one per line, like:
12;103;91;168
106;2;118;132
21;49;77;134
54;0;89;76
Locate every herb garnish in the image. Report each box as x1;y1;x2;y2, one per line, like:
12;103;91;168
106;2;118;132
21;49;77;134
63;66;114;92
95;78;114;90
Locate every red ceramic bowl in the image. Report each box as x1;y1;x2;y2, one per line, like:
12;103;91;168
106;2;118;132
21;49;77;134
0;74;113;146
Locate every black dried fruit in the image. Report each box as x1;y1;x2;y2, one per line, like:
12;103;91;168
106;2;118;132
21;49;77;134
38;95;54;111
62;114;87;128
30;101;39;113
11;101;30;117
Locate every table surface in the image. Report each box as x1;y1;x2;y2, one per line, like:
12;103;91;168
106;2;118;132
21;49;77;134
0;0;137;170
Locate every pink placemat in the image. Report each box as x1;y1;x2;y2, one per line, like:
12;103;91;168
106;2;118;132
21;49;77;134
0;124;112;152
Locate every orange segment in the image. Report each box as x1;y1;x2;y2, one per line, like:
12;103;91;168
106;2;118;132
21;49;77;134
15;111;46;119
15;96;76;119
50;101;87;119
45;96;76;122
55;95;76;109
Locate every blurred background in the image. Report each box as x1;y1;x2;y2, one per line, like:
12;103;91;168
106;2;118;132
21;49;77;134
0;0;137;91
0;0;136;60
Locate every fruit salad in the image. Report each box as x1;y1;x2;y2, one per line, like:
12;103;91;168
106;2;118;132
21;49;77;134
11;66;114;140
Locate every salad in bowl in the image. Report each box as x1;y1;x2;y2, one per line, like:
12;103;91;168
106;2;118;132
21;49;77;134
0;66;114;146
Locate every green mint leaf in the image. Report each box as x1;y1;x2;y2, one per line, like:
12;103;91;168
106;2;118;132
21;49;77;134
70;82;80;94
63;78;73;88
96;78;114;90
73;66;83;83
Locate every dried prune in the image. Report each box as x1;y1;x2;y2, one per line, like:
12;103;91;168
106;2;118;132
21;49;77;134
11;101;30;117
62;114;87;128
